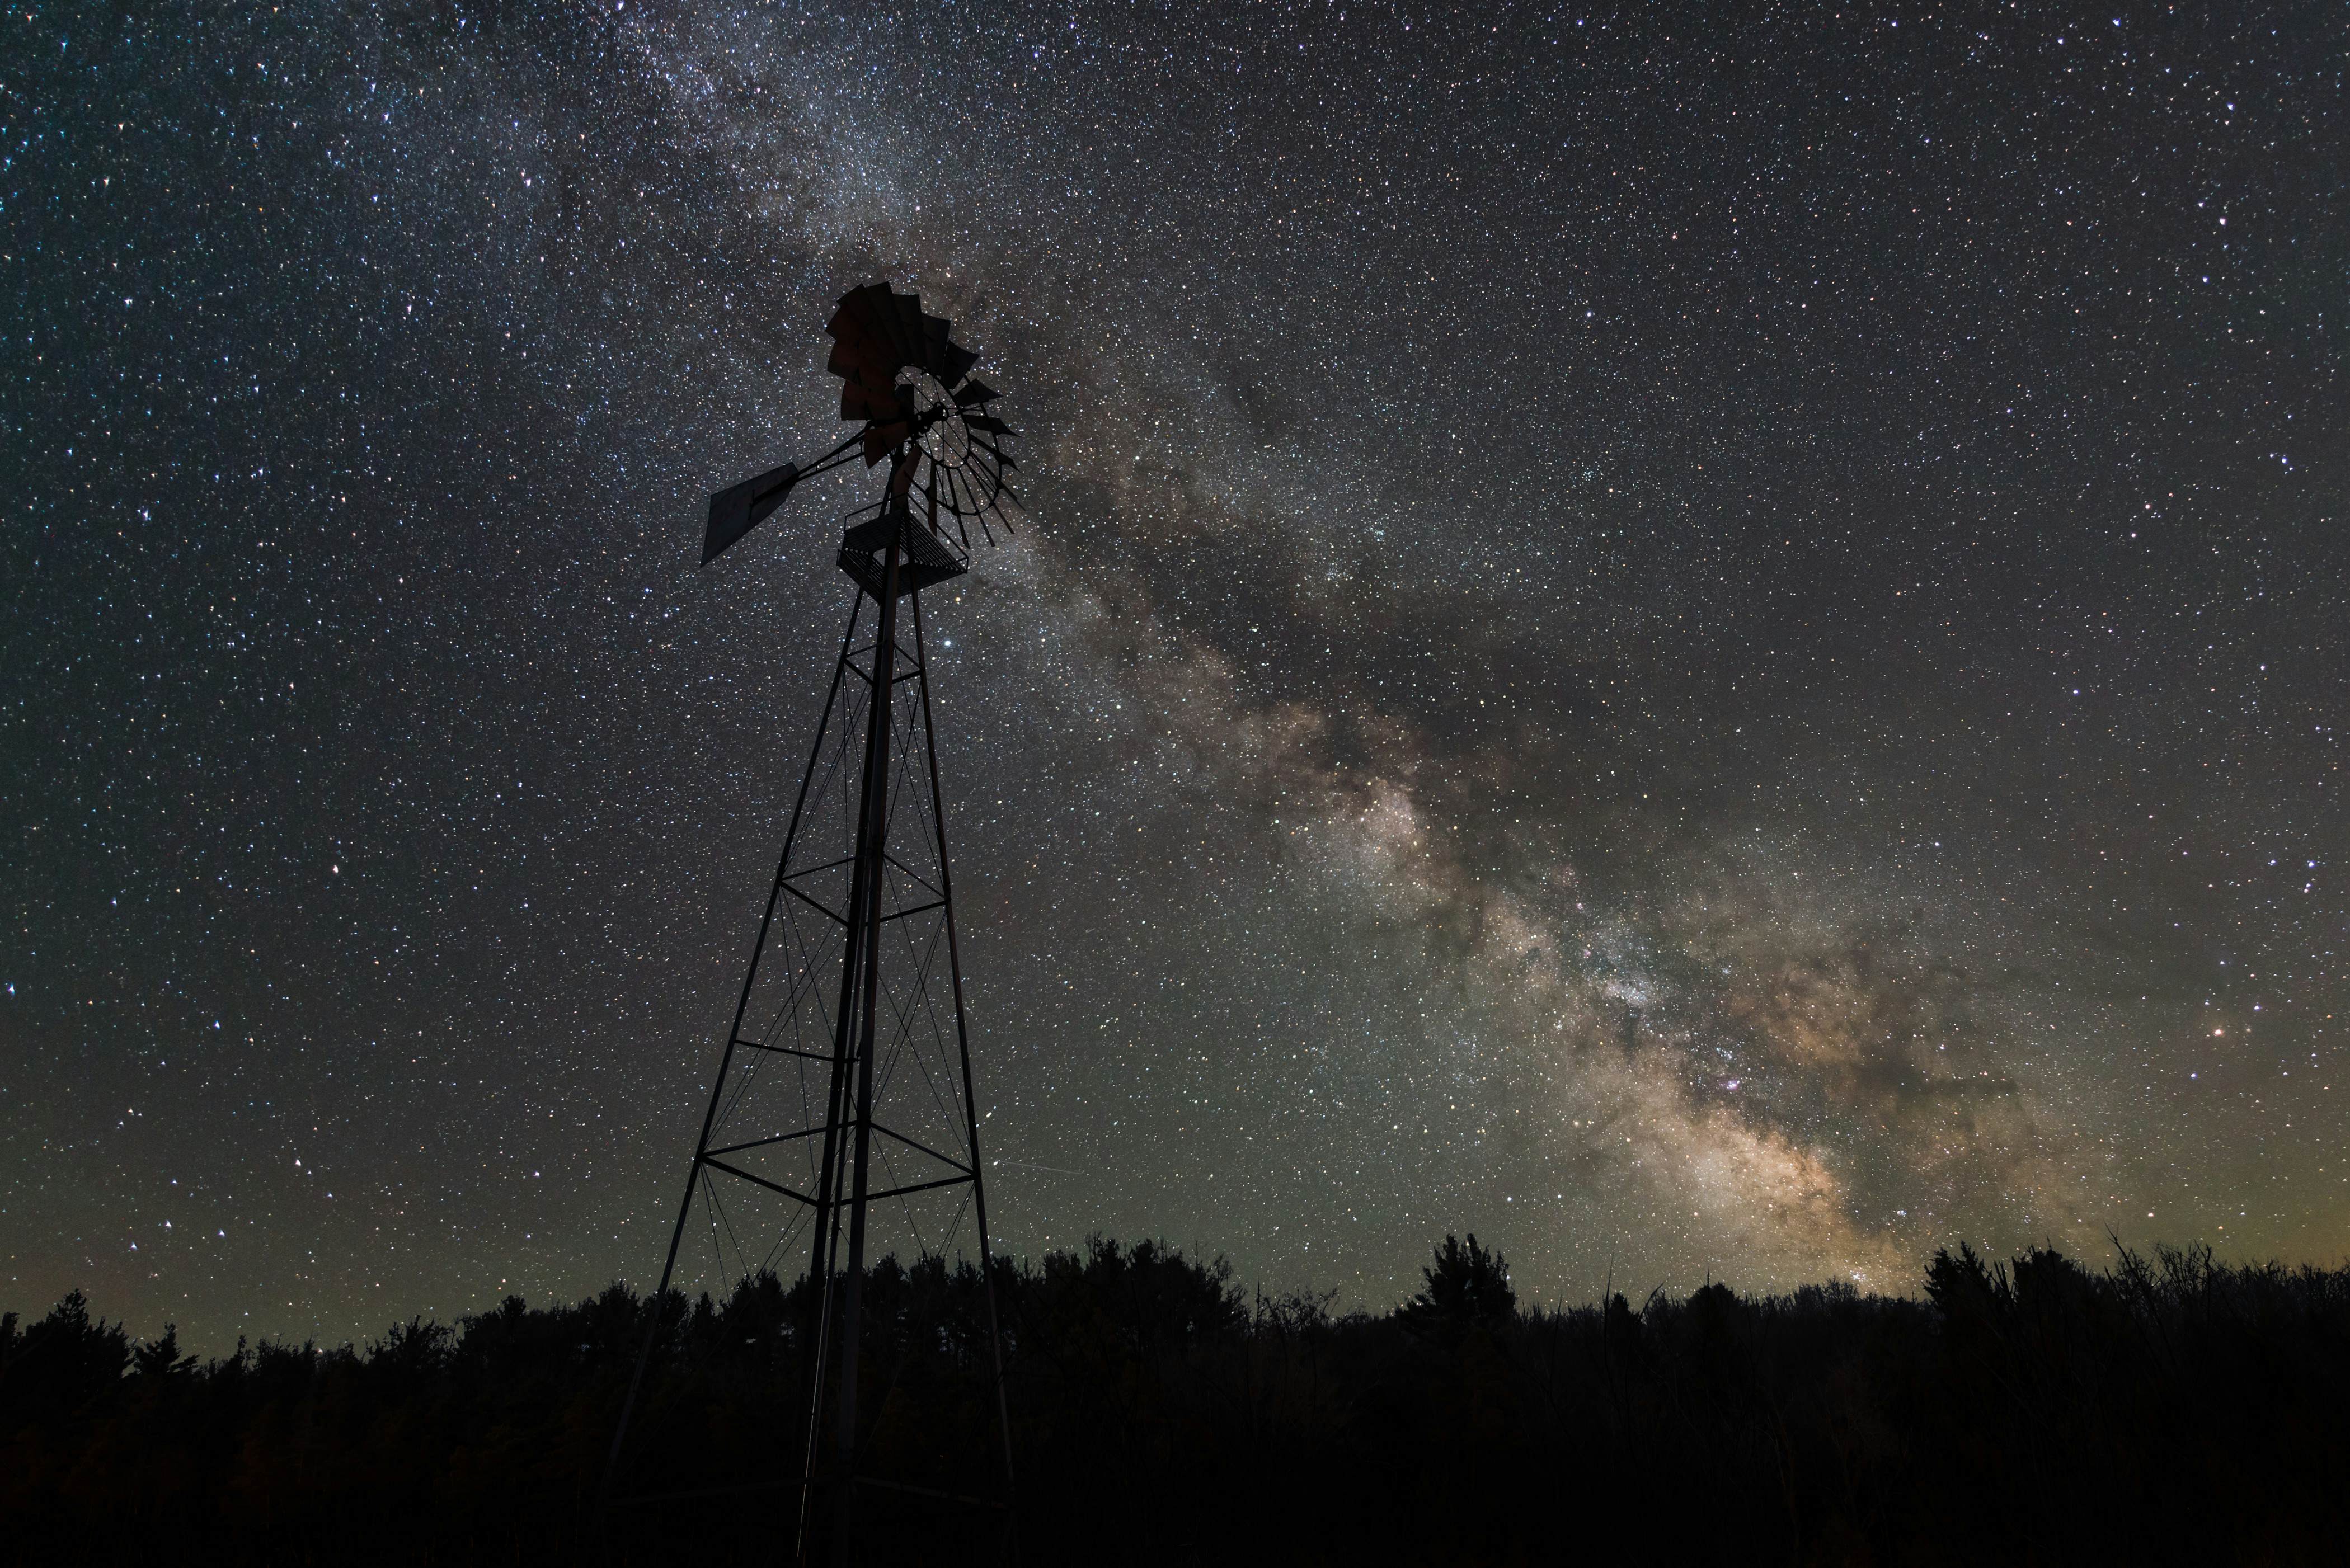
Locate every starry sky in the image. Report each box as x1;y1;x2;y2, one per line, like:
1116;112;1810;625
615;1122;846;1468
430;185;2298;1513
6;2;2347;1352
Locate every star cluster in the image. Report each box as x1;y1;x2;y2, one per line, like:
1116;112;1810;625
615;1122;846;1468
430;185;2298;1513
3;2;2344;1349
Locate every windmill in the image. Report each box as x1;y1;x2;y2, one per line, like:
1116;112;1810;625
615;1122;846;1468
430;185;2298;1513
605;282;1020;1565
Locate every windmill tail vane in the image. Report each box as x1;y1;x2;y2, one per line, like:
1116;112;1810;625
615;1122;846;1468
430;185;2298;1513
607;282;1021;1568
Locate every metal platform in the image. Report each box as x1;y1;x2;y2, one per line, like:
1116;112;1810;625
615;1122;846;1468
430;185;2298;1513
836;507;969;600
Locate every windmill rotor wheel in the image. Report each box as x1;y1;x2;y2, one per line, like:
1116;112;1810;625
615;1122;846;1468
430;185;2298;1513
825;281;1019;550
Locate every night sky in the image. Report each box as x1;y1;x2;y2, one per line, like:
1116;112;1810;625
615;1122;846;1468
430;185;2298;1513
7;3;2347;1352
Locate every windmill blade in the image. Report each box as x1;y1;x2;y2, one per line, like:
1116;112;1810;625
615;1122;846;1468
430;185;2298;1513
826;285;897;362
953;379;998;407
828;334;900;424
863;419;908;467
838;378;896;422
826;287;907;417
964;460;1008;514
891;293;925;363
962;413;1010;435
936;339;979;388
824;316;889;370
941;462;978;518
923;465;971;550
919;466;941;528
836;282;902;354
952;458;995;506
919;314;956;375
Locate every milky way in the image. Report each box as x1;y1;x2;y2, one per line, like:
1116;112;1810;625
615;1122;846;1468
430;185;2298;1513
6;3;2346;1349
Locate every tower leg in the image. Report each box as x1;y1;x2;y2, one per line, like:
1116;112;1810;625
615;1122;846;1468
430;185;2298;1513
604;594;867;1504
910;590;1019;1529
827;530;903;1564
791;545;902;1561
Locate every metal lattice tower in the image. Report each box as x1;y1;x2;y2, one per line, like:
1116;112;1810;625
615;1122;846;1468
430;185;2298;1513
604;283;1021;1565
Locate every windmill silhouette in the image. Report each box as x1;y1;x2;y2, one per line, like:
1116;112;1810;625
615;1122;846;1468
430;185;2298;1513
605;282;1020;1565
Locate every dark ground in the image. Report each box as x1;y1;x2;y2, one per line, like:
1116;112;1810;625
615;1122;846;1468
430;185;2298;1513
5;1235;2347;1565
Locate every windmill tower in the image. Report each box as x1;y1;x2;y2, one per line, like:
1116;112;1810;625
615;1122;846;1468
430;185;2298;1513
605;282;1021;1565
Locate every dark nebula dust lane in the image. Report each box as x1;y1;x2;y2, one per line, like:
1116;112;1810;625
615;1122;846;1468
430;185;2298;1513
4;2;2346;1350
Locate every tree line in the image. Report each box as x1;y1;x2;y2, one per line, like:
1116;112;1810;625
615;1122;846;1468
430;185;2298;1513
5;1233;2348;1564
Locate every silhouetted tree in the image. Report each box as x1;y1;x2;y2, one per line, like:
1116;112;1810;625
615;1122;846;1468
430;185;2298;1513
130;1324;196;1381
1399;1232;1516;1339
0;1289;130;1421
